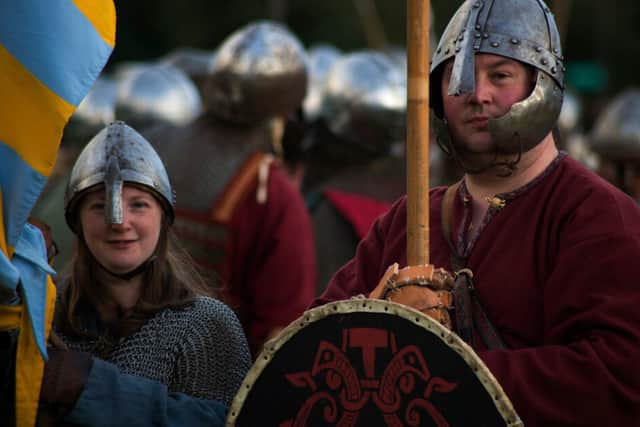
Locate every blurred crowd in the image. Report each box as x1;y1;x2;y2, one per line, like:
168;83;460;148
32;17;640;357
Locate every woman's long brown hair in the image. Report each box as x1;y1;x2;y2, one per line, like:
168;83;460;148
57;212;219;338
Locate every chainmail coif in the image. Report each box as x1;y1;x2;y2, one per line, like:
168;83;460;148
58;296;251;406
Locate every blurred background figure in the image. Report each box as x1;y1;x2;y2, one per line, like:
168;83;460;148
144;21;316;356
589;89;640;201
559;88;600;172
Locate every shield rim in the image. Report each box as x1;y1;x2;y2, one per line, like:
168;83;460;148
226;298;523;427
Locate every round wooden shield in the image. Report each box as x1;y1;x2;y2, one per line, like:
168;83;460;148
226;299;523;427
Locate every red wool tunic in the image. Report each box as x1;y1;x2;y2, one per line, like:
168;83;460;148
228;165;316;353
313;155;640;426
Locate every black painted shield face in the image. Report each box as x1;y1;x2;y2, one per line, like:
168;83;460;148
228;300;522;427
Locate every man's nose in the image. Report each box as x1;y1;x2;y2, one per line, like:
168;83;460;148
468;77;491;104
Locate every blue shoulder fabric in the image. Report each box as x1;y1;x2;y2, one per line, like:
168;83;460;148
66;359;228;427
0;222;56;358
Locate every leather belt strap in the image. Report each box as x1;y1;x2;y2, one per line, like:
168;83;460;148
441;183;506;350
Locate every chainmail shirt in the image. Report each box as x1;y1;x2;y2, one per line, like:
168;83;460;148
57;296;251;406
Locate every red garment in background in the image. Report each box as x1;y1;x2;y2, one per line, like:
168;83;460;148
323;189;391;240
228;164;316;353
313;156;640;426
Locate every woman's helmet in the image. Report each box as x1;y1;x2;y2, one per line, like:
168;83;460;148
430;0;564;159
64;121;175;232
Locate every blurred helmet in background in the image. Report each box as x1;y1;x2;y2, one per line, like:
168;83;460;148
203;21;308;125
589;89;640;162
114;64;202;130
321;51;406;155
160;47;217;98
64;76;117;146
303;44;342;122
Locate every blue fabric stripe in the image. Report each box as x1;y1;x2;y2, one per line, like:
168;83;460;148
0;0;113;106
14;222;56;359
0;141;47;247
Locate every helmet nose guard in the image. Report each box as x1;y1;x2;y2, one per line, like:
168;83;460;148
65;121;175;232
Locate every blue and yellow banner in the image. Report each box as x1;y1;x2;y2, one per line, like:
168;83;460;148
0;1;115;425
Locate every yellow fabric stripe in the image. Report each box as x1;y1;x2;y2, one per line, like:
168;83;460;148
0;44;73;177
0;188;8;257
72;0;116;47
14;277;57;427
0;304;21;330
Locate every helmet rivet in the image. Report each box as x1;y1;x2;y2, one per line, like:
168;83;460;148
475;24;481;30
535;46;543;53
445;48;450;54
491;41;500;48
475;32;481;38
553;48;559;54
458;35;464;42
482;33;489;39
541;58;548;65
562;66;567;72
455;47;461;53
551;67;557;74
473;2;482;8
510;38;519;45
437;47;442;54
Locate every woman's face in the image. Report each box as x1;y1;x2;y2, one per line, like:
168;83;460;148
79;185;163;275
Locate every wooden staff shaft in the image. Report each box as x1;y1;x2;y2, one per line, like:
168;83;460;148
406;0;430;266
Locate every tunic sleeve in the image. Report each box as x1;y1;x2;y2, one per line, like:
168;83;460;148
65;358;228;427
479;192;640;426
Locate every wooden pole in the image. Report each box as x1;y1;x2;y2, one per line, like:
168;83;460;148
406;0;430;266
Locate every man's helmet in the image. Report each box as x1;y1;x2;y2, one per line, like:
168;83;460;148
321;51;406;155
303;44;342;122
203;21;308;125
65;121;175;232
589;89;640;162
430;0;564;158
115;64;202;131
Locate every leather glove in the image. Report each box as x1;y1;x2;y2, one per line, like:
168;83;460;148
37;349;93;426
370;263;455;329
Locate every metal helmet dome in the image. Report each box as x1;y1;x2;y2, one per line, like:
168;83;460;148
431;0;564;157
589;89;640;162
321;51;406;155
203;21;308;125
114;64;202;130
303;44;342;122
65;121;175;232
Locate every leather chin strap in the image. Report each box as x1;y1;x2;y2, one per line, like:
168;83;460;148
95;254;157;281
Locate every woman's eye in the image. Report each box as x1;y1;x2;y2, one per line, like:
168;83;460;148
90;202;105;211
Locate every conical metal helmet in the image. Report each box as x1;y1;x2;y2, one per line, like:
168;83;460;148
589;89;640;162
431;0;564;155
65;121;175;232
203;21;308;125
115;64;202;131
321;51;406;155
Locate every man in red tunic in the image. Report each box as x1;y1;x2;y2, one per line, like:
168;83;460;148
149;22;316;356
313;1;640;425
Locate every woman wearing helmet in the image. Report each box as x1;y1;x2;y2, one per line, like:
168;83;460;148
39;121;250;426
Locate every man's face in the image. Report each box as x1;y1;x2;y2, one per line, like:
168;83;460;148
441;53;535;154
